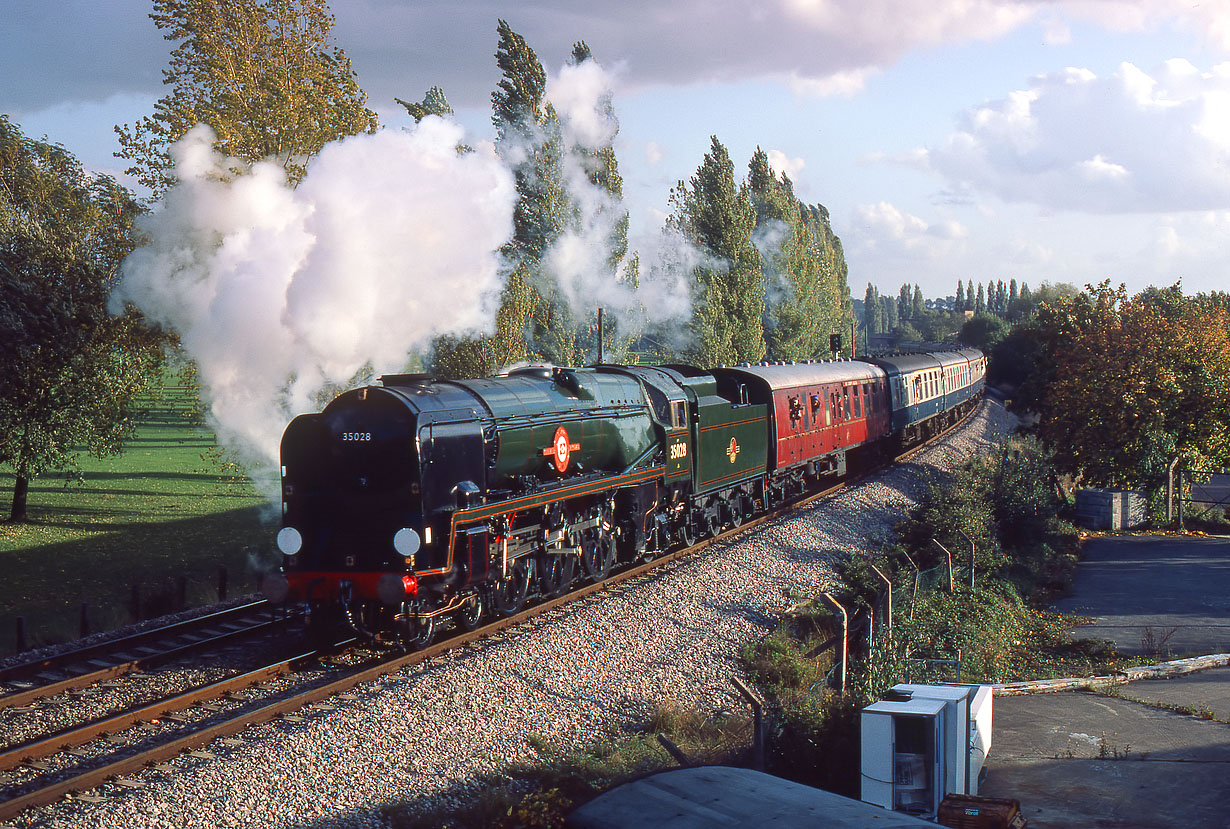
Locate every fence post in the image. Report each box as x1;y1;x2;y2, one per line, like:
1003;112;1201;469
932;539;955;592
1168;457;1180;525
821;592;848;696
900;550;920;620
870;564;892;642
957;529;975;590
732;676;766;771
1178;463;1186;532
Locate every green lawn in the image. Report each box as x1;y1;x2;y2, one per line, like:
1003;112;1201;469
0;384;273;656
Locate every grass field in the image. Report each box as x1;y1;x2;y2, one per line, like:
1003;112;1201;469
0;382;273;656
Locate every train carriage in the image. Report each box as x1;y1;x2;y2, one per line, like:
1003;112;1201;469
869;348;986;442
712;362;890;483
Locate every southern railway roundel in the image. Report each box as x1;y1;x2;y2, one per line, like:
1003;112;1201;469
544;425;580;473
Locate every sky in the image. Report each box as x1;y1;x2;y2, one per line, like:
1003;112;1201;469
5;0;1230;301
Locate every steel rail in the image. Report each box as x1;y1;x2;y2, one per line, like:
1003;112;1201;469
0;398;985;821
0;602;292;710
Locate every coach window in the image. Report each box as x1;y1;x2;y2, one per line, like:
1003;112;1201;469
853;386;862;418
843;387;851;418
672;401;687;429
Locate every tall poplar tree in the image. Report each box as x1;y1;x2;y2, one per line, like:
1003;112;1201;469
115;0;377;196
864;284;882;335
670;136;765;367
956;280;966;313
747;148;843;360
881;295;898;331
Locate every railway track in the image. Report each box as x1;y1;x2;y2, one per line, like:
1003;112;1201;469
0;400;980;822
0;600;289;710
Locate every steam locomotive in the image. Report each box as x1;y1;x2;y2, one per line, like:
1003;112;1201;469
261;349;985;647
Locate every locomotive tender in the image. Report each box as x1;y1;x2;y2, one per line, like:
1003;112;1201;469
262;348;985;647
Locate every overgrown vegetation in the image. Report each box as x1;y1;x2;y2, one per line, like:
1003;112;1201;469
727;435;1145;799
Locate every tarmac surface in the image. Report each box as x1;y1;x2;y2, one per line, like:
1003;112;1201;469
980;535;1230;828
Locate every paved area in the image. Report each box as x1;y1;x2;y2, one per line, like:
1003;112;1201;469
980;535;1230;828
1052;535;1230;657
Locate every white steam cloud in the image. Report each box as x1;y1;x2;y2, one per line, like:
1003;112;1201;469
542;58;695;337
113;57;700;500
112;119;516;485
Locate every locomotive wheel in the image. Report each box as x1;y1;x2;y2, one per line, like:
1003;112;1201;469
704;511;720;538
453;592;485;632
539;554;578;597
678;516;696;548
729;496;744;528
402;615;436;650
493;561;531;616
582;532;616;582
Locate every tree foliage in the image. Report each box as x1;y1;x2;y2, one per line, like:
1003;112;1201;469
745;148;847;361
0;117;165;521
670;136;765;367
1018;282;1230;488
959;313;1010;352
115;0;377;195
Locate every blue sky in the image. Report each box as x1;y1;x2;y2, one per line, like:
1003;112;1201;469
5;0;1230;300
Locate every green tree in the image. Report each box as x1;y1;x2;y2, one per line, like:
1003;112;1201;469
955;280;966;313
115;0;377;196
491;19;577;365
1019;282;1230;489
975;283;986;315
565;40;637;362
429;20;573;377
747;149;845;360
396;85;454;122
863;283;882;335
959;314;1010;352
911;285;925;321
965;279;975;312
881;294;898;332
670;136;765;366
1;117;165;521
898;284;913;320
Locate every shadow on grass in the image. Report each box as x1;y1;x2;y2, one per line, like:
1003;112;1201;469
0;505;277;656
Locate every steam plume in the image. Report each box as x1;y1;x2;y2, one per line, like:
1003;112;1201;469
112;119;516;488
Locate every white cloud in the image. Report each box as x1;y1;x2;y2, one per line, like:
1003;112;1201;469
787;67;878;99
849;201;968;261
924;60;1230;212
766;149;806;182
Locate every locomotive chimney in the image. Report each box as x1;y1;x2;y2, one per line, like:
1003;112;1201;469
597;307;605;364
